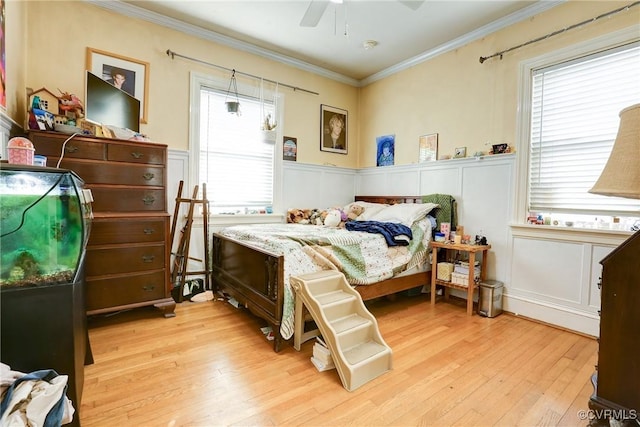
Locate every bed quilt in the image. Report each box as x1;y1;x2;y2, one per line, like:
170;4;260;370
217;218;432;339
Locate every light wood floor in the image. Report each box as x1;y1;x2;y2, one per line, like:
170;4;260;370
80;293;596;426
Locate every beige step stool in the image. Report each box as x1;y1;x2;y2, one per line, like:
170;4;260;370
290;270;393;392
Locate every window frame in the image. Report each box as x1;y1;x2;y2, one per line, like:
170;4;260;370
189;71;284;221
514;25;640;227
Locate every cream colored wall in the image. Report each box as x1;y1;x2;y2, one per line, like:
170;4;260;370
23;1;359;168
16;1;638;169
4;0;27;124
358;1;639;168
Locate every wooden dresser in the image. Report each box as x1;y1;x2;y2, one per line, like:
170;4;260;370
29;130;176;318
588;230;639;425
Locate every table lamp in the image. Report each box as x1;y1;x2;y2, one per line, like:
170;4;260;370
589;103;640;200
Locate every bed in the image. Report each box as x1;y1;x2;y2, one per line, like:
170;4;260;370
211;195;456;352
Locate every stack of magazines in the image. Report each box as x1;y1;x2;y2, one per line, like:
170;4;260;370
454;260;480;277
311;337;335;372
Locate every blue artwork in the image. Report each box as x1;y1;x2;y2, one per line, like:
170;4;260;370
376;134;395;167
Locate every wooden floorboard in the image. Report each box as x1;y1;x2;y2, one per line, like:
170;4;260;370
80;293;596;426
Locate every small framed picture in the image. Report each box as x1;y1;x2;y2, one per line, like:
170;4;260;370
376;134;395;167
454;147;467;158
320;104;347;154
283;136;297;161
86;47;150;124
492;143;509;154
419;133;438;162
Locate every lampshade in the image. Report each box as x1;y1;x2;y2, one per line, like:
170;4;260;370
589;103;640;199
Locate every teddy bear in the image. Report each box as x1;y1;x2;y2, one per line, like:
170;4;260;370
347;204;365;222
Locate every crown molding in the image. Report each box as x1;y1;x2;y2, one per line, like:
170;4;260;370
360;0;565;86
84;0;563;88
84;0;360;86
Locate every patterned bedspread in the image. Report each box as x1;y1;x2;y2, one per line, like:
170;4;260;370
217;218;432;340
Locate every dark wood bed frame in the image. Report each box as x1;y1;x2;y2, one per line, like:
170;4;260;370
211;196;430;352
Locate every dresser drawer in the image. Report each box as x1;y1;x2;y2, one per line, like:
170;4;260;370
31;134;106;160
107;144;165;165
89;218;166;245
86;244;166;276
86;270;166;310
59;160;164;186
90;187;166;212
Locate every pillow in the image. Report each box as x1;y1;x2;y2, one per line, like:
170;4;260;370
343;201;388;221
367;203;439;227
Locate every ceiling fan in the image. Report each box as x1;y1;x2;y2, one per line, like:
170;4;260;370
300;0;425;27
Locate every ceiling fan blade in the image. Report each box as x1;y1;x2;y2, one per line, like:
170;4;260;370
300;0;330;27
398;0;424;11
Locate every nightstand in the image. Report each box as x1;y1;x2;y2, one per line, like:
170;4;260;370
430;241;491;315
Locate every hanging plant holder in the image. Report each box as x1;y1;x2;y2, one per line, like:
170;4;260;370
225;70;241;115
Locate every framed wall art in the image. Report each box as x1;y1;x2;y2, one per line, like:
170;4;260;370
376;134;395;167
86;47;150;123
454;147;467;158
320;104;347;154
283;136;297;161
419;133;438;162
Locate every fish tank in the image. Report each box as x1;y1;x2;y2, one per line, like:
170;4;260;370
0;164;92;288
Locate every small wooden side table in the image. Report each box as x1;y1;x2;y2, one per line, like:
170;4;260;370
430;241;491;315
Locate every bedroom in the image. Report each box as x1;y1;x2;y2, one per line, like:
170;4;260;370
1;0;638;425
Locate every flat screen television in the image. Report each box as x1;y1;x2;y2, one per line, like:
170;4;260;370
85;71;140;133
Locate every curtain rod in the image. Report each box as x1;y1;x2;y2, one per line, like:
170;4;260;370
479;1;640;64
166;49;319;96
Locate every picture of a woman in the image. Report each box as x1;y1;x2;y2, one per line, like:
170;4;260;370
320;105;348;154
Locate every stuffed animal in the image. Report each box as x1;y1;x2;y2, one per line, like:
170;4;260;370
347;204;365;222
308;209;323;225
287;208;310;224
323;209;342;227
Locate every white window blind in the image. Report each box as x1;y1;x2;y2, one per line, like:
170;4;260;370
199;87;275;210
529;41;640;216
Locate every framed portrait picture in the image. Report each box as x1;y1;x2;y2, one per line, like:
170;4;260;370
376;134;395;167
320;104;347;154
86;47;150;124
283;136;297;161
419;133;438;162
454;147;467;158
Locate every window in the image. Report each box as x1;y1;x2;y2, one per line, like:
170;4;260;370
518;30;640;229
190;73;282;215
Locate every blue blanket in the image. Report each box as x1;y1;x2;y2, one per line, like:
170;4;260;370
345;220;413;246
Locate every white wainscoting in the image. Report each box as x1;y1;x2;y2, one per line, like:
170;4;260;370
282;162;357;209
507;225;627;337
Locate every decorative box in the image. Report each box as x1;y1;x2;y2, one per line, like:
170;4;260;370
437;262;454;281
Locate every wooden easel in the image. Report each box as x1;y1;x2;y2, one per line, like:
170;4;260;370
169;181;211;302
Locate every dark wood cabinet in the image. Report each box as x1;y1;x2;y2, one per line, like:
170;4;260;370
29;130;176;317
589;230;640;425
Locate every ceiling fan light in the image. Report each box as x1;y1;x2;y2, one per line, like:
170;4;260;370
363;40;378;50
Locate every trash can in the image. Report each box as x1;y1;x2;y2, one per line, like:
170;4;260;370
477;280;503;317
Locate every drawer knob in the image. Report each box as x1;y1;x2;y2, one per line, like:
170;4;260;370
142;285;155;291
131;151;144;159
142;255;155;263
143;228;155;235
65;145;79;153
142;172;155;181
142;195;156;205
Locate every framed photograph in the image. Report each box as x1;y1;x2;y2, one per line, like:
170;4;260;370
419;133;438;162
86;47;150;124
283;136;297;161
376;134;395;167
492;143;509;154
320;104;347;154
454;147;467;158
